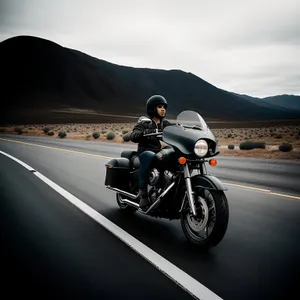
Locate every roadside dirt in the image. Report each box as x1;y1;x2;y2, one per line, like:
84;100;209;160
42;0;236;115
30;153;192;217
1;121;300;160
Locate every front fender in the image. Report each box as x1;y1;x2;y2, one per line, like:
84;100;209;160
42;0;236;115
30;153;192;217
191;174;228;191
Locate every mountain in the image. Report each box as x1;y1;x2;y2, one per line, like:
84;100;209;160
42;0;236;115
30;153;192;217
230;92;300;111
1;35;299;124
259;95;300;111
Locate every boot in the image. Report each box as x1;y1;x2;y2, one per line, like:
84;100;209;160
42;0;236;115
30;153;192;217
138;189;150;210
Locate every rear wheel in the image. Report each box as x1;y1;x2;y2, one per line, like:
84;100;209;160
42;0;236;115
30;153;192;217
181;189;229;249
116;193;138;212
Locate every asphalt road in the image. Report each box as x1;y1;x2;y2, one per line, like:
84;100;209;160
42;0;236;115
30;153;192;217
1;134;300;194
1;135;300;300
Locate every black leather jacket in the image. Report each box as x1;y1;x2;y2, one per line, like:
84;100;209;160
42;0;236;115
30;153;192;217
130;117;172;154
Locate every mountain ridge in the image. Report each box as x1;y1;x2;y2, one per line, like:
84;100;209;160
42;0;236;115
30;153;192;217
1;35;299;124
228;91;300;111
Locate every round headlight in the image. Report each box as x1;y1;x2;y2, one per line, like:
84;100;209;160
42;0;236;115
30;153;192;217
194;140;208;157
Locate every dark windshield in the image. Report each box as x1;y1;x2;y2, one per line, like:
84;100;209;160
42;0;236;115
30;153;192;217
176;110;209;132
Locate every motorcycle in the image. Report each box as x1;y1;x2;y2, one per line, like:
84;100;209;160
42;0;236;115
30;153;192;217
104;110;229;248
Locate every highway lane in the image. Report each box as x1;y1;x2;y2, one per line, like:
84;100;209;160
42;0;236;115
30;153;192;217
1;134;300;195
0;134;132;157
0;155;195;300
1;137;300;299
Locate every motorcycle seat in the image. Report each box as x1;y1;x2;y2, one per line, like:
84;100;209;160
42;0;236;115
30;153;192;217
120;150;138;160
120;150;140;170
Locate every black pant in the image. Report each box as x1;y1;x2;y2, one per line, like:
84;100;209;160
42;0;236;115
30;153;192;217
138;151;156;190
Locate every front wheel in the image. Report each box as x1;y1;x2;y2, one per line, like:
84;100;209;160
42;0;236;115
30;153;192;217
181;189;229;249
116;193;138;212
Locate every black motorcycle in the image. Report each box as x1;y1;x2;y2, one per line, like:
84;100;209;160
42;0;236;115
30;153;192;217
104;110;229;248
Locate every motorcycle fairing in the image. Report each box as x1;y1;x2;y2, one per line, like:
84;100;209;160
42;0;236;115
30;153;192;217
162;125;216;155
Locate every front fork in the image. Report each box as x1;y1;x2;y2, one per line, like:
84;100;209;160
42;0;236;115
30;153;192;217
183;164;197;217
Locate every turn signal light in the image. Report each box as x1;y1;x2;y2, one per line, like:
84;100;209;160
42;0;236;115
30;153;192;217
178;157;187;165
209;159;217;166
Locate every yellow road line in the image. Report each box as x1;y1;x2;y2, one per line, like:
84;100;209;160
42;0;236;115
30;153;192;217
223;182;270;192
1;137;300;200
223;182;300;200
0;137;112;159
269;192;300;200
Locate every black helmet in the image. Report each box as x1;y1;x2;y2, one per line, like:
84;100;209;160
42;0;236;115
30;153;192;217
146;95;168;118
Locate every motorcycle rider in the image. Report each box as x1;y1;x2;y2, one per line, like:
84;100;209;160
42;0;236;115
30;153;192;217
130;95;172;210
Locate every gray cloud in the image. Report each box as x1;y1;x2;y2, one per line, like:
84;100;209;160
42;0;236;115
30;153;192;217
0;0;299;97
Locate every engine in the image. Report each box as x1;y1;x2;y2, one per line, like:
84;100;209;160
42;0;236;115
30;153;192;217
149;168;160;186
149;168;174;188
164;170;174;188
148;169;175;204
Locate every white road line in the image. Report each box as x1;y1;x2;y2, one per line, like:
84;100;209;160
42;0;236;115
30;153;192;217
0;150;35;171
0;150;223;300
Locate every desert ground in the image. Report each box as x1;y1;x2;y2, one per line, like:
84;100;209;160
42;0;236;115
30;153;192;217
1;121;300;160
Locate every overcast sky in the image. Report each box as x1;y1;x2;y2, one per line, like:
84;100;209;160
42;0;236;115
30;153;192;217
0;0;299;97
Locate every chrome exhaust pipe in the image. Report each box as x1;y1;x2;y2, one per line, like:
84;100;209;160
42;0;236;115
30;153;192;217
106;186;138;199
121;199;140;209
107;182;175;215
120;199;148;214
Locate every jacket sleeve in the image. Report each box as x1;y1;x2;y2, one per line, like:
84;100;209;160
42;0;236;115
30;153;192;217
130;122;145;143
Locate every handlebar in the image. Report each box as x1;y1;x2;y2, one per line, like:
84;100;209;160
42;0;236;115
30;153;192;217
143;132;162;137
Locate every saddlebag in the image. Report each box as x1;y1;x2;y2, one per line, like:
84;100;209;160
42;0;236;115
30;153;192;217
105;158;131;189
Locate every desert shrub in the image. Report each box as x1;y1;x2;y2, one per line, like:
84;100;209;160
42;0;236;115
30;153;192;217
47;131;54;136
251;141;266;149
227;133;232;138
14;127;23;134
43;127;50;133
123;133;131;142
122;129;129;134
279;143;293;152
239;141;266;150
92;132;100;139
58;131;67;138
239;141;255;150
227;144;234;150
86;134;92;139
106;132;116;140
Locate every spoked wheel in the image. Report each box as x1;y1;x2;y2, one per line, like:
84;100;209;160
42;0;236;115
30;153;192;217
116;193;138;212
181;189;229;249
